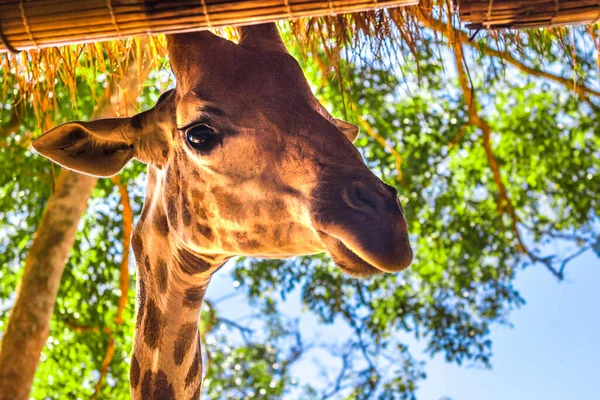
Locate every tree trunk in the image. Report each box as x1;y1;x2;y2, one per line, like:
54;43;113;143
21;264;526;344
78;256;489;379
0;58;146;400
0;170;97;399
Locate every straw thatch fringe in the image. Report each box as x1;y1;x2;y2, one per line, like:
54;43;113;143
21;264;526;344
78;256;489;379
459;0;600;29
2;1;599;133
0;0;416;53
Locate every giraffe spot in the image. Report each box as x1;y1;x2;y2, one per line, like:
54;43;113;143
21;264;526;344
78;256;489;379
165;167;180;230
269;199;288;221
218;228;230;241
212;187;245;221
234;231;248;241
141;370;153;399
130;355;141;389
273;225;286;247
196;206;209;220
185;345;202;388
154;212;170;237
181;190;192;227
183;286;204;308
191;188;205;202
166;199;179;230
182;205;192;227
144;255;151;273
131;231;144;260
254;224;268;235
196;224;214;241
220;238;233;250
140;370;175;400
136;278;146;329
177;248;211;275
154;370;175;400
156;258;168;294
192;383;201;399
173;323;198;365
165;163;177;182
143;299;164;349
240;239;261;252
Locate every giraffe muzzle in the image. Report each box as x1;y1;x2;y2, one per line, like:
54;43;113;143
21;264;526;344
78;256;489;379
313;177;413;276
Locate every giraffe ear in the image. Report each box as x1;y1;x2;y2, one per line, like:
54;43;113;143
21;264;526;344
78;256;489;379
34;89;173;177
32;117;140;177
334;118;360;143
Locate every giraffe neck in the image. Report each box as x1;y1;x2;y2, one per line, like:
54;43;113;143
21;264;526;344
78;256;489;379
129;168;227;399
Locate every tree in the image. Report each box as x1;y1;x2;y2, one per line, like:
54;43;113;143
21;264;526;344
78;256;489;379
0;15;598;399
0;42;156;398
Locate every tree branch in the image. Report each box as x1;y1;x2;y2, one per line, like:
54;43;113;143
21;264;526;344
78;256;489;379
346;98;406;187
416;9;600;112
355;113;407;187
558;245;592;277
92;338;116;399
448;21;566;280
91;176;133;399
320;352;351;400
62;321;101;334
0;104;23;140
112;176;133;325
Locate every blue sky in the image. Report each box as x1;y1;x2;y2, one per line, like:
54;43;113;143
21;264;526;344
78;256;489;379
416;251;600;400
206;250;600;399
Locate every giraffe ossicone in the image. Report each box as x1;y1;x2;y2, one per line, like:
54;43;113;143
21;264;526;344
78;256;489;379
32;23;412;399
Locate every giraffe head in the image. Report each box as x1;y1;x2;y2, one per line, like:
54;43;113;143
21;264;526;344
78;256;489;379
32;24;412;277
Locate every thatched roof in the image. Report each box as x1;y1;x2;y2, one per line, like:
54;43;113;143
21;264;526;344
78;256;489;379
1;0;597;131
0;0;417;53
0;0;597;53
459;0;600;29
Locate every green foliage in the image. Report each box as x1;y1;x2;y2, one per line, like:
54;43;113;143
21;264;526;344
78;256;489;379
1;26;599;399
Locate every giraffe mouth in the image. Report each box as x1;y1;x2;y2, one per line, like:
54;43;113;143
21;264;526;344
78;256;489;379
317;232;382;278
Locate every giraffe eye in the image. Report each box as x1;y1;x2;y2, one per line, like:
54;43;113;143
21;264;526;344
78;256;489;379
185;124;218;153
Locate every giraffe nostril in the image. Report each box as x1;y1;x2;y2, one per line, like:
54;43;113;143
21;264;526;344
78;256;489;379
354;183;377;211
345;181;377;211
344;180;405;217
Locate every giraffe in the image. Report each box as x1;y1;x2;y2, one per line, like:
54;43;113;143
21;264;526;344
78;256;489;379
31;23;412;399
